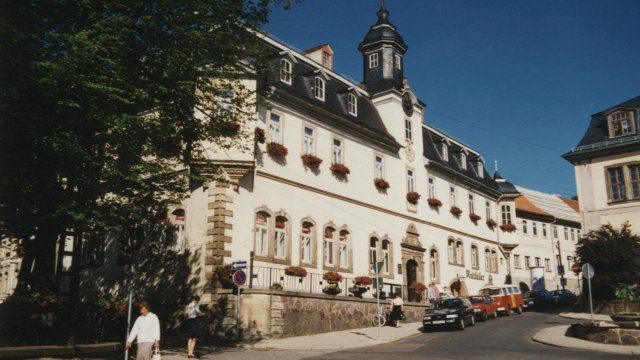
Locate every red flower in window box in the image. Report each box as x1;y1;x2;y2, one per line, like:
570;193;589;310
330;163;350;176
499;223;517;232
469;213;482;222
354;275;373;286
450;206;463;216
284;266;308;278
301;154;323;168
254;127;265;144
323;271;343;282
406;191;421;204
275;221;286;228
427;198;442;208
266;142;288;158
486;219;497;229
374;178;390;189
409;282;427;293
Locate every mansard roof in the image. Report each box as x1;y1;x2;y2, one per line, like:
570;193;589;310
563;96;640;163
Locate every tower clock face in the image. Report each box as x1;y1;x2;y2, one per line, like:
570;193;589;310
402;92;414;116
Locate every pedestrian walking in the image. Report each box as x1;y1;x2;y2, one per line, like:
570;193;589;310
126;300;161;360
427;283;436;304
388;292;404;327
187;295;205;358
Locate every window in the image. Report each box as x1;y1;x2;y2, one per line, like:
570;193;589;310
542;224;547;238
607;166;626;201
448;239;463;266
324;227;335;266
405;119;412;141
501;205;512;225
369;52;379;68
491;250;498;272
514;254;521;269
522;220;528;234
407;169;415;192
440;143;448;161
484;249;491;272
608;111;635;137
564;227;569;241
303;126;315;155
80;231;106;268
375;155;384;179
545;259;551;272
216;89;235;116
570;229;575;241
606;163;640;202
460;153;467;170
369;237;378;267
525;256;531;269
471;245;479;269
338;230;349;269
532;222;538;237
577;229;581;240
468;194;475;214
332;138;343;164
279;58;292;84
322;51;331;68
448;239;455;263
449;186;456;207
485;201;491;221
254;212;269;256
535;257;541;267
631;164;640;199
382;240;390;274
268;112;282;143
430;249;439;282
553;225;558;239
456;241;463;265
348;93;357;116
394;54;401;70
274;216;287;259
477;162;484;177
428;177;436;199
300;221;313;264
314;77;325;101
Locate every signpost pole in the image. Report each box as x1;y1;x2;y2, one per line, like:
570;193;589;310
582;263;595;323
587;272;594;322
375;262;380;341
236;283;240;339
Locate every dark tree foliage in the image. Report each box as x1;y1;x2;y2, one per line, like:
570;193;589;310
0;0;293;290
576;222;640;300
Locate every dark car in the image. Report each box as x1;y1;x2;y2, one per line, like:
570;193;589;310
550;289;577;307
524;290;556;309
422;297;475;331
468;295;498;321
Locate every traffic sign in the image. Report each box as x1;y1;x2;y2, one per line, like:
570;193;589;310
231;261;247;270
582;263;595;279
232;270;247;286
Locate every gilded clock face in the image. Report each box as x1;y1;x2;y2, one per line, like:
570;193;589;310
402;92;413;116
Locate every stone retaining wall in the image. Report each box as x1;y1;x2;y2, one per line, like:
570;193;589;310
594;300;640;314
569;323;640;346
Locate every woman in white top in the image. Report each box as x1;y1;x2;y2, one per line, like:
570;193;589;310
187;295;204;358
388;293;404;327
126;301;160;360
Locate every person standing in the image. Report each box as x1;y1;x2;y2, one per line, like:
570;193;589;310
388;293;404;328
427;283;436;304
432;282;440;300
187;295;205;358
441;286;452;299
126;301;160;360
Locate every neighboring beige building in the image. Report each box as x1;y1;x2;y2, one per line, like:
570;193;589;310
0;238;21;303
563;96;640;233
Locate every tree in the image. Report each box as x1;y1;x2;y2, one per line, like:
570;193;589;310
0;1;293;293
575;222;640;300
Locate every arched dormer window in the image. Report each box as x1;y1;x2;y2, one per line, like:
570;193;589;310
314;77;325;101
348;93;357;116
279;58;292;85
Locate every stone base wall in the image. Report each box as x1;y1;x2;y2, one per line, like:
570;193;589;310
569;323;640;346
594;300;640;314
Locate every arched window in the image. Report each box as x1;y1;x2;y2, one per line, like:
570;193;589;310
369;237;378;270
338;229;349;269
254;212;270;256
471;245;478;269
279;58;292;84
456;240;463;265
485;248;491;272
274;216;287;259
448;239;455;264
324;227;335;266
381;240;390;274
430;249;440;282
491;249;498;272
300;221;314;264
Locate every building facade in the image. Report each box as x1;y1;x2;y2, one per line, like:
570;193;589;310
0;238;21;303
563;96;640;233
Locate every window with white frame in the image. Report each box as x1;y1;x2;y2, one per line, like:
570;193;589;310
279;58;292;84
491;249;498;272
382;240;390;274
428;177;436;199
394;54;402;70
449;186;456;207
532;222;538;237
332;138;343;164
514;254;521;269
471;245;479;269
375;155;384;179
564;227;569;240
460;153;467;170
448;239;455;263
485;201;491;220
369;237;378;267
216;89;235;116
542;224;547;238
440;143;449;161
501;205;512;225
430;249;439;282
577;229;581;240
545;258;551;271
268;112;282;143
369;52;379;68
254;212;269;256
522;220;528;234
274;216;287;259
338;230;349;268
468;194;475;214
303;126;315;155
553;225;558;239
477;161;484;177
314;77;325;101
456;240;463;265
348;93;357;116
301;221;313;264
525;256;531;269
324;227;335;266
608;111;635;138
570;228;575;241
407;169;415;192
405;119;412;141
485;248;491;272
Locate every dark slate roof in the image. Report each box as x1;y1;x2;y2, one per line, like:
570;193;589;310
358;3;408;53
422;126;518;197
563;96;640;163
264;44;401;153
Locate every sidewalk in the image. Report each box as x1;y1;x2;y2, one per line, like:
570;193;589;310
532;312;640;355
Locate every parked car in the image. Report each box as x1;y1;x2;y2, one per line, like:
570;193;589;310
524;290;556;309
467;295;498;321
479;285;523;315
422;297;475;331
550;289;577;307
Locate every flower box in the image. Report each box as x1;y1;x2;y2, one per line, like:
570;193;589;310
284;266;308;278
254;127;265;144
330;163;350;176
266;142;288;158
427;198;442;208
323;271;343;282
301;154;323;168
486;219;498;229
499;223;517;232
406;191;421;204
354;275;373;286
374;178;390;190
450;206;463;216
469;213;481;222
409;282;427;293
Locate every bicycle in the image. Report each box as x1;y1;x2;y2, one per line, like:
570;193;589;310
372;305;387;327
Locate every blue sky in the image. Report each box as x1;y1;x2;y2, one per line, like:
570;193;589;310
263;0;640;198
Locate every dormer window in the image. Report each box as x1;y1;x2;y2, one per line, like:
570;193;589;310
477;161;484;177
348;93;357;116
322;51;331;68
314;77;325;101
608;111;635;138
394;54;402;70
369;53;379;69
440;143;449;161
460;153;467;170
279;59;292;85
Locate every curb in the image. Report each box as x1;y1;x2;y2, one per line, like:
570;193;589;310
532;325;640;355
0;342;121;359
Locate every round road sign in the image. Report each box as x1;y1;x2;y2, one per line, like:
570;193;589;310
232;270;247;286
582;263;595;279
